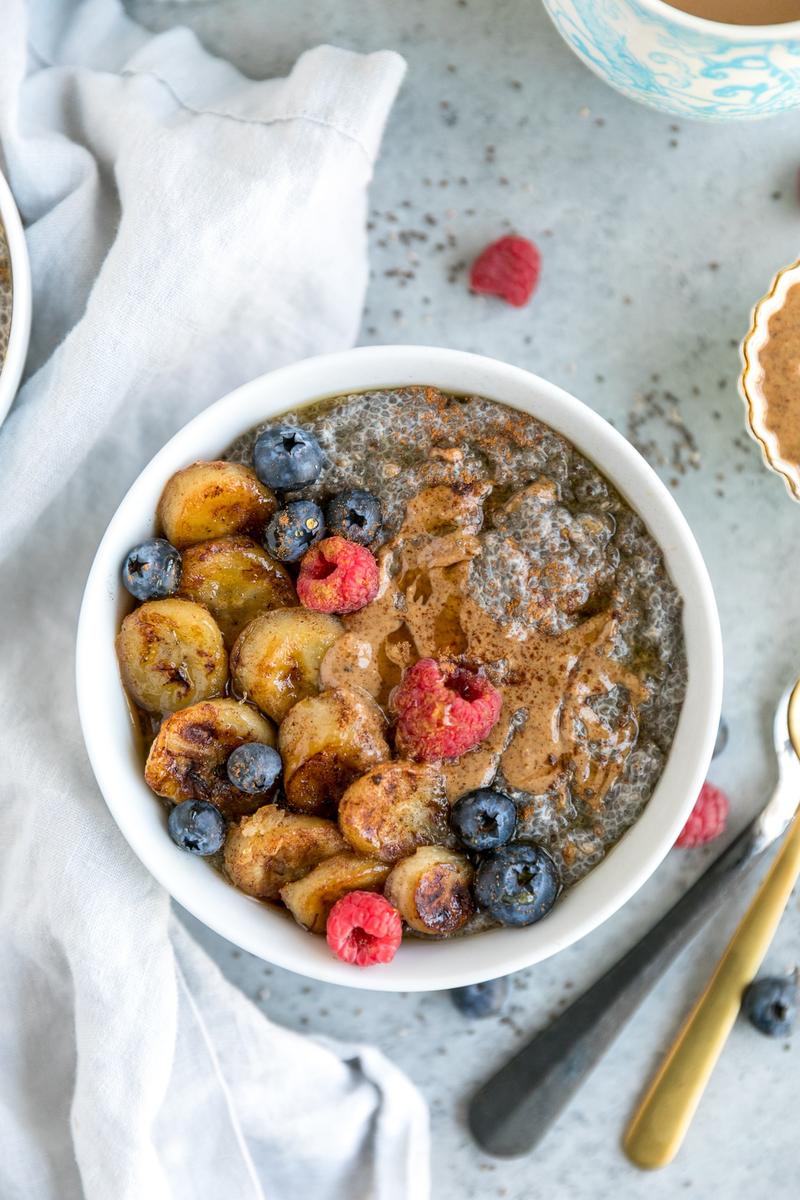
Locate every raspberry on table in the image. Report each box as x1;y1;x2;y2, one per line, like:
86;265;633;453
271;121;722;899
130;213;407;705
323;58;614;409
469;235;541;307
326;890;403;966
297;535;379;614
674;781;729;848
391;658;502;761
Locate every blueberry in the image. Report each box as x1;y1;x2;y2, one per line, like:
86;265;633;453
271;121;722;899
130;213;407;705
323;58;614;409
122;538;181;600
450;977;509;1018
451;788;517;851
265;500;325;562
227;742;282;794
325;489;382;545
743;972;798;1038
253;425;324;491
167;800;226;855
713;715;729;759
475;842;561;927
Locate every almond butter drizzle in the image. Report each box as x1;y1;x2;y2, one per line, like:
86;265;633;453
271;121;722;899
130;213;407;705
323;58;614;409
320;483;648;808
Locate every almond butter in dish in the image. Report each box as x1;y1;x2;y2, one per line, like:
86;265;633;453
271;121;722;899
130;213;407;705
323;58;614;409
115;385;687;967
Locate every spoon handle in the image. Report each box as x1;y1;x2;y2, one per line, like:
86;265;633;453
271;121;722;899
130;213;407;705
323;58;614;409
468;822;762;1158
624;809;800;1169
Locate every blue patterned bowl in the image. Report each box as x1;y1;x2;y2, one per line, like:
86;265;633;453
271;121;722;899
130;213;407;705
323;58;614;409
542;0;800;119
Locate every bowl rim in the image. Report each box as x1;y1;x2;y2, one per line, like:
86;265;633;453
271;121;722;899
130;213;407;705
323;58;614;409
0;168;31;429
739;257;800;503
76;345;722;991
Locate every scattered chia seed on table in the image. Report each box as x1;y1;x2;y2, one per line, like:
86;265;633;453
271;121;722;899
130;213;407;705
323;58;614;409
626;388;702;479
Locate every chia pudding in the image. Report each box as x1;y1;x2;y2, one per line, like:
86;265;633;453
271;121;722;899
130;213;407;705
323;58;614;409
0;220;11;372
227;386;687;890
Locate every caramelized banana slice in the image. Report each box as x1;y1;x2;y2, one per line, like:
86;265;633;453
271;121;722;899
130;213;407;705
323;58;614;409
223;804;346;900
144;697;276;818
384;846;474;935
157;461;276;549
338;761;449;862
230;608;343;723
280;853;390;934
116;597;228;714
279;687;390;816
178;535;297;647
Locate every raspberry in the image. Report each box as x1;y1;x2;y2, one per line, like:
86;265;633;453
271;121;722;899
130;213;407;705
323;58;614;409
469;235;541;307
391;658;502;761
326;891;403;966
674;781;729;848
297;536;379;614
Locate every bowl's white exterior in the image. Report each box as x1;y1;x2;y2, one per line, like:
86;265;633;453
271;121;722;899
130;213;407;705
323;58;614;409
0;169;31;429
542;0;800;120
76;346;722;991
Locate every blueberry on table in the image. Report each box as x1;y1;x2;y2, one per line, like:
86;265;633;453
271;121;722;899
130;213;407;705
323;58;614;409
265;500;325;562
122;538;181;600
253;425;324;491
713;715;729;759
227;742;282;795
167;800;226;855
325;489;382;545
475;842;561;927
450;977;510;1018
451;788;517;852
743;972;798;1038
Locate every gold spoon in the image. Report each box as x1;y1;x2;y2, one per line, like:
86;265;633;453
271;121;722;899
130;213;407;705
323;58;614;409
624;679;800;1169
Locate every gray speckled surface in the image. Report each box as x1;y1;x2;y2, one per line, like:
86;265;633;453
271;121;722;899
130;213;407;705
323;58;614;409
130;2;800;1195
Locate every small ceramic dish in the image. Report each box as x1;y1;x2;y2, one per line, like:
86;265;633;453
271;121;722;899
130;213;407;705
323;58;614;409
76;346;722;991
740;258;800;502
0;168;31;429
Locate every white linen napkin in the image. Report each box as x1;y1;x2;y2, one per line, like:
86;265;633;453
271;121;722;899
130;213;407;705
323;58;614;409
0;3;428;1199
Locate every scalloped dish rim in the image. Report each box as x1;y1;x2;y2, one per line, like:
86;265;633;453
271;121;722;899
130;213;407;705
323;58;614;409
740;257;800;503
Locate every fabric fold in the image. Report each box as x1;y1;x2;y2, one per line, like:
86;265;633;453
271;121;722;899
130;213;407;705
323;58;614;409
0;3;425;1199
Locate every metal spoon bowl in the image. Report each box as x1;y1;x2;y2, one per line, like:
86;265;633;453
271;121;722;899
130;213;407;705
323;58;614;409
623;678;800;1168
469;682;800;1159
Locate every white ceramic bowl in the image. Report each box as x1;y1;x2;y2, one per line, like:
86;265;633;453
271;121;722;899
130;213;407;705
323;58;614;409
76;346;722;991
0;169;31;428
